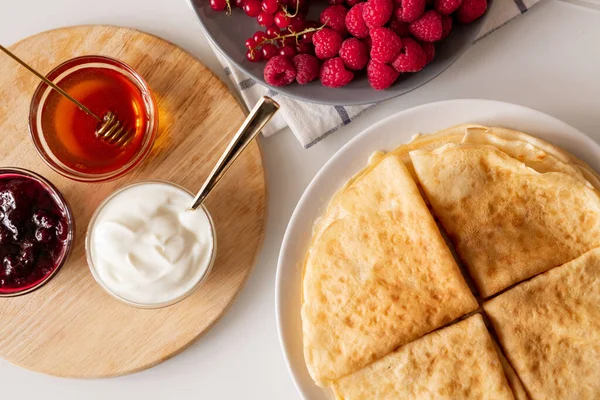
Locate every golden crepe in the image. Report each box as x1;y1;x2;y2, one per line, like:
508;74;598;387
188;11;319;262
484;247;600;400
409;139;600;297
301;153;478;386
331;314;514;400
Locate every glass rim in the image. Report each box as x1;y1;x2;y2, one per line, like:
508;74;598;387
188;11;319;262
28;55;158;183
85;180;218;309
0;167;75;297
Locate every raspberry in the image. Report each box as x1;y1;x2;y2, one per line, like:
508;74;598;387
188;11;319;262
456;0;487;24
345;3;370;39
441;14;452;39
263;55;297;86
293;54;320;84
370;27;402;64
363;0;393;28
367;60;399;90
392;37;427;72
409;10;443;42
320;57;354;87
339;38;369;70
421;41;435;64
394;0;426;23
435;0;462;14
320;5;349;36
389;12;411;36
347;0;363;5
312;27;343;60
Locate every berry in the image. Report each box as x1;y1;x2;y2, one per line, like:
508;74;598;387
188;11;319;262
245;37;257;50
421;41;435;64
261;43;278;60
235;0;246;8
441;14;452;39
409;10;443;42
246;49;262;62
293;54;320;84
329;0;345;3
392;37;426;72
347;0;363;5
312;28;343;60
320;57;354;88
435;0;462;14
264;55;297;86
363;0;393;28
274;11;291;28
266;25;280;38
279;44;297;57
262;0;278;14
345;4;369;39
339;38;368;70
35;227;53;243
244;0;262;16
210;0;228;11
296;42;314;54
456;0;487;24
55;220;69;241
253;30;268;44
394;0;426;23
389;12;410;36
300;30;314;43
289;15;306;32
320;5;348;36
32;210;55;229
367;60;400;90
370;27;402;63
258;12;274;27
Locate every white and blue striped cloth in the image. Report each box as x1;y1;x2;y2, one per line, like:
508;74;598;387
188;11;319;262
214;0;541;148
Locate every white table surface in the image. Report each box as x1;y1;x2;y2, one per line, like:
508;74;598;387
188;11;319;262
1;0;600;398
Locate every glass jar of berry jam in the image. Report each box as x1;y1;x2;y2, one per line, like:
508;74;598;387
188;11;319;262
0;168;74;296
29;55;157;182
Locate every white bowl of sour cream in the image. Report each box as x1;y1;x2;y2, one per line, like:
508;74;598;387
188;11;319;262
86;181;217;308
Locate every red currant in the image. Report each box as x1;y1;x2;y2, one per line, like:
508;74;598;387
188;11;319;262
253;30;268;45
246;49;261;62
279;45;296;57
257;12;274;26
261;43;278;60
265;25;280;38
210;0;228;11
243;0;261;17
299;30;313;43
277;29;290;46
245;37;257;49
274;11;291;28
261;0;278;14
235;0;245;7
289;15;305;32
296;42;313;54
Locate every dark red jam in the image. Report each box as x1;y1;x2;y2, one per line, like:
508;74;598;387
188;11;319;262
0;172;71;295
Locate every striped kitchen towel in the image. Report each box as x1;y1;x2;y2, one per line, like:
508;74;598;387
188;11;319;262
214;0;541;148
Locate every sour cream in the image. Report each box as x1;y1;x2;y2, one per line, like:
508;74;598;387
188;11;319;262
87;182;215;307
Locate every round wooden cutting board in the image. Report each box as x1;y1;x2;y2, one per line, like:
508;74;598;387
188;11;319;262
0;25;266;377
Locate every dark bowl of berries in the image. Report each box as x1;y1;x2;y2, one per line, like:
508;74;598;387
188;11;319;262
187;0;491;105
0;168;74;297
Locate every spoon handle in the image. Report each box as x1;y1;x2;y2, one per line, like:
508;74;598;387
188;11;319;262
188;96;280;211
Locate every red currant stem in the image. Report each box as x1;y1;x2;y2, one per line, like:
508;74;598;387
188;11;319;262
254;22;326;49
225;0;232;15
282;0;301;18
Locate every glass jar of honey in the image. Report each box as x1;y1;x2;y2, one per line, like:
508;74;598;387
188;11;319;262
29;56;158;182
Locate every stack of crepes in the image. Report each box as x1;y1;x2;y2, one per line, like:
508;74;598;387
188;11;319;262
301;125;600;400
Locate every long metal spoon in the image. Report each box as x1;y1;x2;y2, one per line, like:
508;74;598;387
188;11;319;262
0;45;133;147
188;96;279;211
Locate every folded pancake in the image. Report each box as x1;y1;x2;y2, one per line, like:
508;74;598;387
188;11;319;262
331;314;514;400
410;142;600;297
302;154;478;386
484;248;600;400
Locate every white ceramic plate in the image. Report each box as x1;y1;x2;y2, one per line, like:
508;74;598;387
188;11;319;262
275;99;600;400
